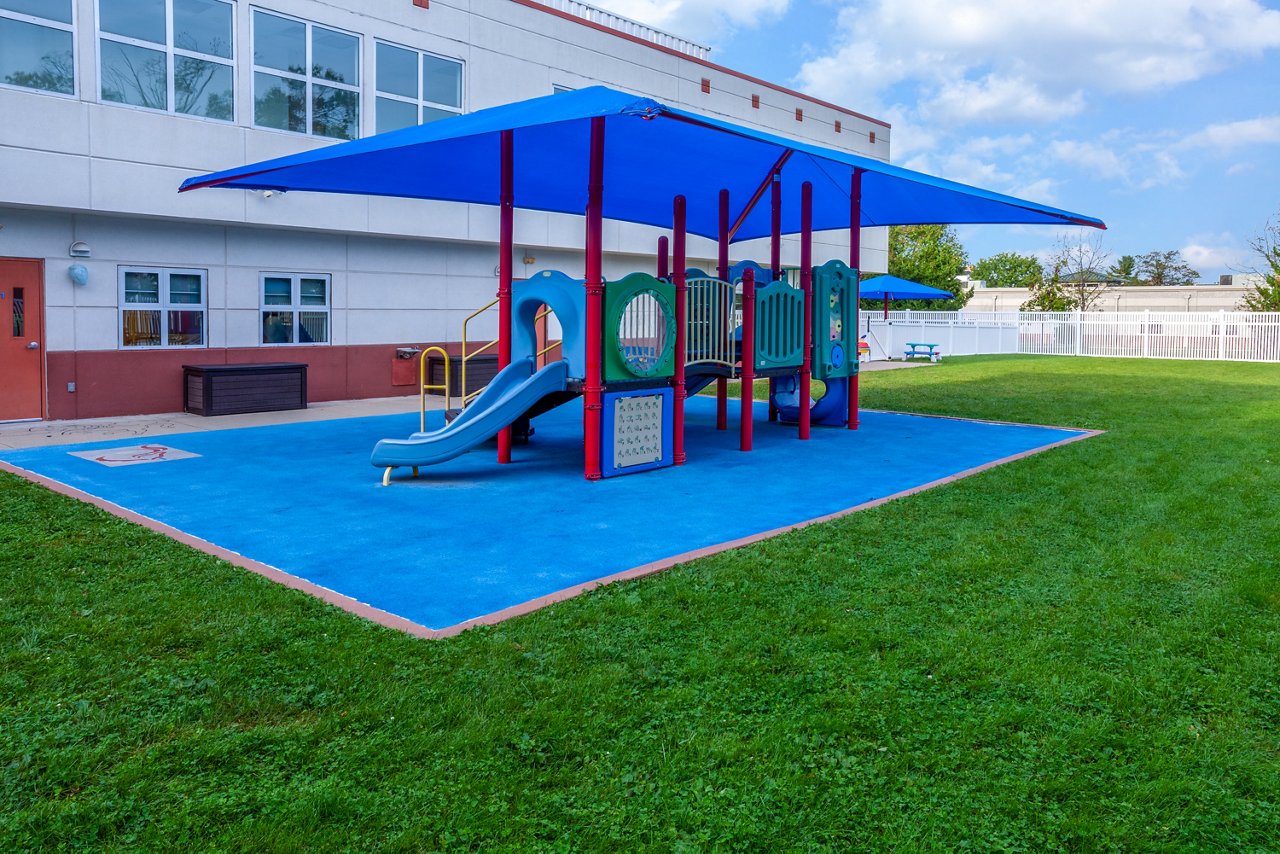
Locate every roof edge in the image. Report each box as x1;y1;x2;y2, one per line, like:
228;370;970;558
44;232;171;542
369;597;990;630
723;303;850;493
509;0;892;130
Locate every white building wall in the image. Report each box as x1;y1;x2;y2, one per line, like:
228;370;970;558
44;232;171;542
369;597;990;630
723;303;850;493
0;0;889;360
966;286;1254;313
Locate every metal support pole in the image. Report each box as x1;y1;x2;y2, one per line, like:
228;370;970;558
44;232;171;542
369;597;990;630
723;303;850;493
770;172;782;281
717;188;730;282
740;266;755;451
799;181;813;441
583;117;605;481
717;378;728;430
497;129;514;462
657;235;669;280
849;167;862;430
673;195;687;465
716;186;729;431
769;175;781;423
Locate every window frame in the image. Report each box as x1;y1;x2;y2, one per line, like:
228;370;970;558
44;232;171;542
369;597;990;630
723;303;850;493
117;266;209;350
251;8;361;140
258;272;331;347
94;0;236;122
373;38;462;134
0;2;78;99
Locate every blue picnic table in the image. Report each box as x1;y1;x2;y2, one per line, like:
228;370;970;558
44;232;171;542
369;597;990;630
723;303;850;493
903;342;942;362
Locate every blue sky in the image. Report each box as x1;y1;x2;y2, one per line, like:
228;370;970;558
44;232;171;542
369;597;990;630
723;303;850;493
594;0;1280;280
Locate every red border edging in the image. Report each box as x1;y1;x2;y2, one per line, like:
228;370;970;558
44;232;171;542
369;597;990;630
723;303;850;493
1;421;1102;640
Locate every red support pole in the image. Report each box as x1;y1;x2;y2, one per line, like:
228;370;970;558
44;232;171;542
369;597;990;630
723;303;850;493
673;196;688;465
716;186;730;432
770;172;782;281
884;294;889;320
849;167;862;430
657;235;669;280
799;181;813;441
583;116;605;481
768;170;782;424
497;129;514;462
740;266;755;451
717;188;730;282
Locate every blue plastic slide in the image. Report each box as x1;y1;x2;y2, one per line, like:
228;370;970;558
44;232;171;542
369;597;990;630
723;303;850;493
372;357;570;478
772;375;849;427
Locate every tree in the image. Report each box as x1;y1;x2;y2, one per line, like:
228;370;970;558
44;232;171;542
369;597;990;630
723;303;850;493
1135;250;1200;287
1053;235;1110;310
883;224;971;310
971;252;1043;289
5;50;74;95
1107;255;1138;284
1239;213;1280;311
1020;261;1076;311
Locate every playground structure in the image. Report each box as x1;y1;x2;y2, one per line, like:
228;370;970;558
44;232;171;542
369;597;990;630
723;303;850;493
371;252;861;483
179;86;1105;484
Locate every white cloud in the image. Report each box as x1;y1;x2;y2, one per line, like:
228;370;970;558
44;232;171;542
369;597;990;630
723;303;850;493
587;0;790;43
1010;178;1058;205
795;0;1280;126
1181;115;1280;151
1048;140;1127;179
967;134;1034;157
1180;237;1247;275
923;75;1085;124
1226;162;1256;177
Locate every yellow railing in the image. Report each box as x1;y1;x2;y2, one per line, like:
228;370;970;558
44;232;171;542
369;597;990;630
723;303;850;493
417;345;451;433
461;298;499;406
460;299;558;406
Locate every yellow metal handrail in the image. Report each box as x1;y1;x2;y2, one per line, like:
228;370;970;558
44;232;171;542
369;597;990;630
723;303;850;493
461;298;499;406
418;345;451;433
459;300;559;405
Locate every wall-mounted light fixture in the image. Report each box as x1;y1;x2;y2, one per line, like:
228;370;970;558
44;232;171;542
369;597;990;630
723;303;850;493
522;254;536;265
69;241;90;257
68;263;89;286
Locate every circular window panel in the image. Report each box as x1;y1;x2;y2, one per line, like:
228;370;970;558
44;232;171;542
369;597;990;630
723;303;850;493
615;289;675;378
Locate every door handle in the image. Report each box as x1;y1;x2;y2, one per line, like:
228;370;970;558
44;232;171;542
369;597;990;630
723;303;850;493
26;342;39;350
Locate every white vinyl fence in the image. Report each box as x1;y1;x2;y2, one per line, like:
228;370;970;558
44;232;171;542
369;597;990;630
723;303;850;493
863;310;1280;363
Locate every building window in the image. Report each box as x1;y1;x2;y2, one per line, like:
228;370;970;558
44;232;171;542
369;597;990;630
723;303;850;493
97;0;234;120
374;41;461;134
119;267;207;348
253;10;359;140
0;1;75;95
260;273;329;345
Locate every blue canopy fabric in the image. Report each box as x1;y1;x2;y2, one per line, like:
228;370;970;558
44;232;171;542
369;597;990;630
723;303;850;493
180;87;1105;241
858;275;954;301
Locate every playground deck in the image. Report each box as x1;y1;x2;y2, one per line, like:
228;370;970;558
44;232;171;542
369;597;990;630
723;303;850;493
0;396;1095;636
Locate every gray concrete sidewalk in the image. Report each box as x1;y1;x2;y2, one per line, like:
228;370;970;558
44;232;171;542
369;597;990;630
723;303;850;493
1;361;924;450
0;395;437;450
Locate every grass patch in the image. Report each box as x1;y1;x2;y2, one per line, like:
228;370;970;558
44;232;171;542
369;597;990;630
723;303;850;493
2;356;1278;848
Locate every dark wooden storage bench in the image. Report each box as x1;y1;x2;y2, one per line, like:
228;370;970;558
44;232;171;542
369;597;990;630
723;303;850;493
183;363;307;416
425;353;499;399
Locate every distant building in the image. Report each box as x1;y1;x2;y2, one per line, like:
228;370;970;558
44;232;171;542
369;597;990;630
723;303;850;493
0;0;890;420
967;285;1252;313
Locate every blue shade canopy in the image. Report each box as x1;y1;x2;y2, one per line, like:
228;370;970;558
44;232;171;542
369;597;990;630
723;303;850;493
859;275;955;301
180;86;1105;241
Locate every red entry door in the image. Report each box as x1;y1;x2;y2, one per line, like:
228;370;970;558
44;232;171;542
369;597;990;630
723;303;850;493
0;259;44;421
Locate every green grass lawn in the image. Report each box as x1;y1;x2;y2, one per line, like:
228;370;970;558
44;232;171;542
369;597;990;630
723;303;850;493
3;356;1278;849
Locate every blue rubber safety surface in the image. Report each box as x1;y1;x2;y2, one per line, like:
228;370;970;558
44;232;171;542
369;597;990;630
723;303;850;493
1;398;1086;631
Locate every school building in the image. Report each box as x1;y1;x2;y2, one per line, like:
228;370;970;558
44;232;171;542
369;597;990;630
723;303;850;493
0;0;890;421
